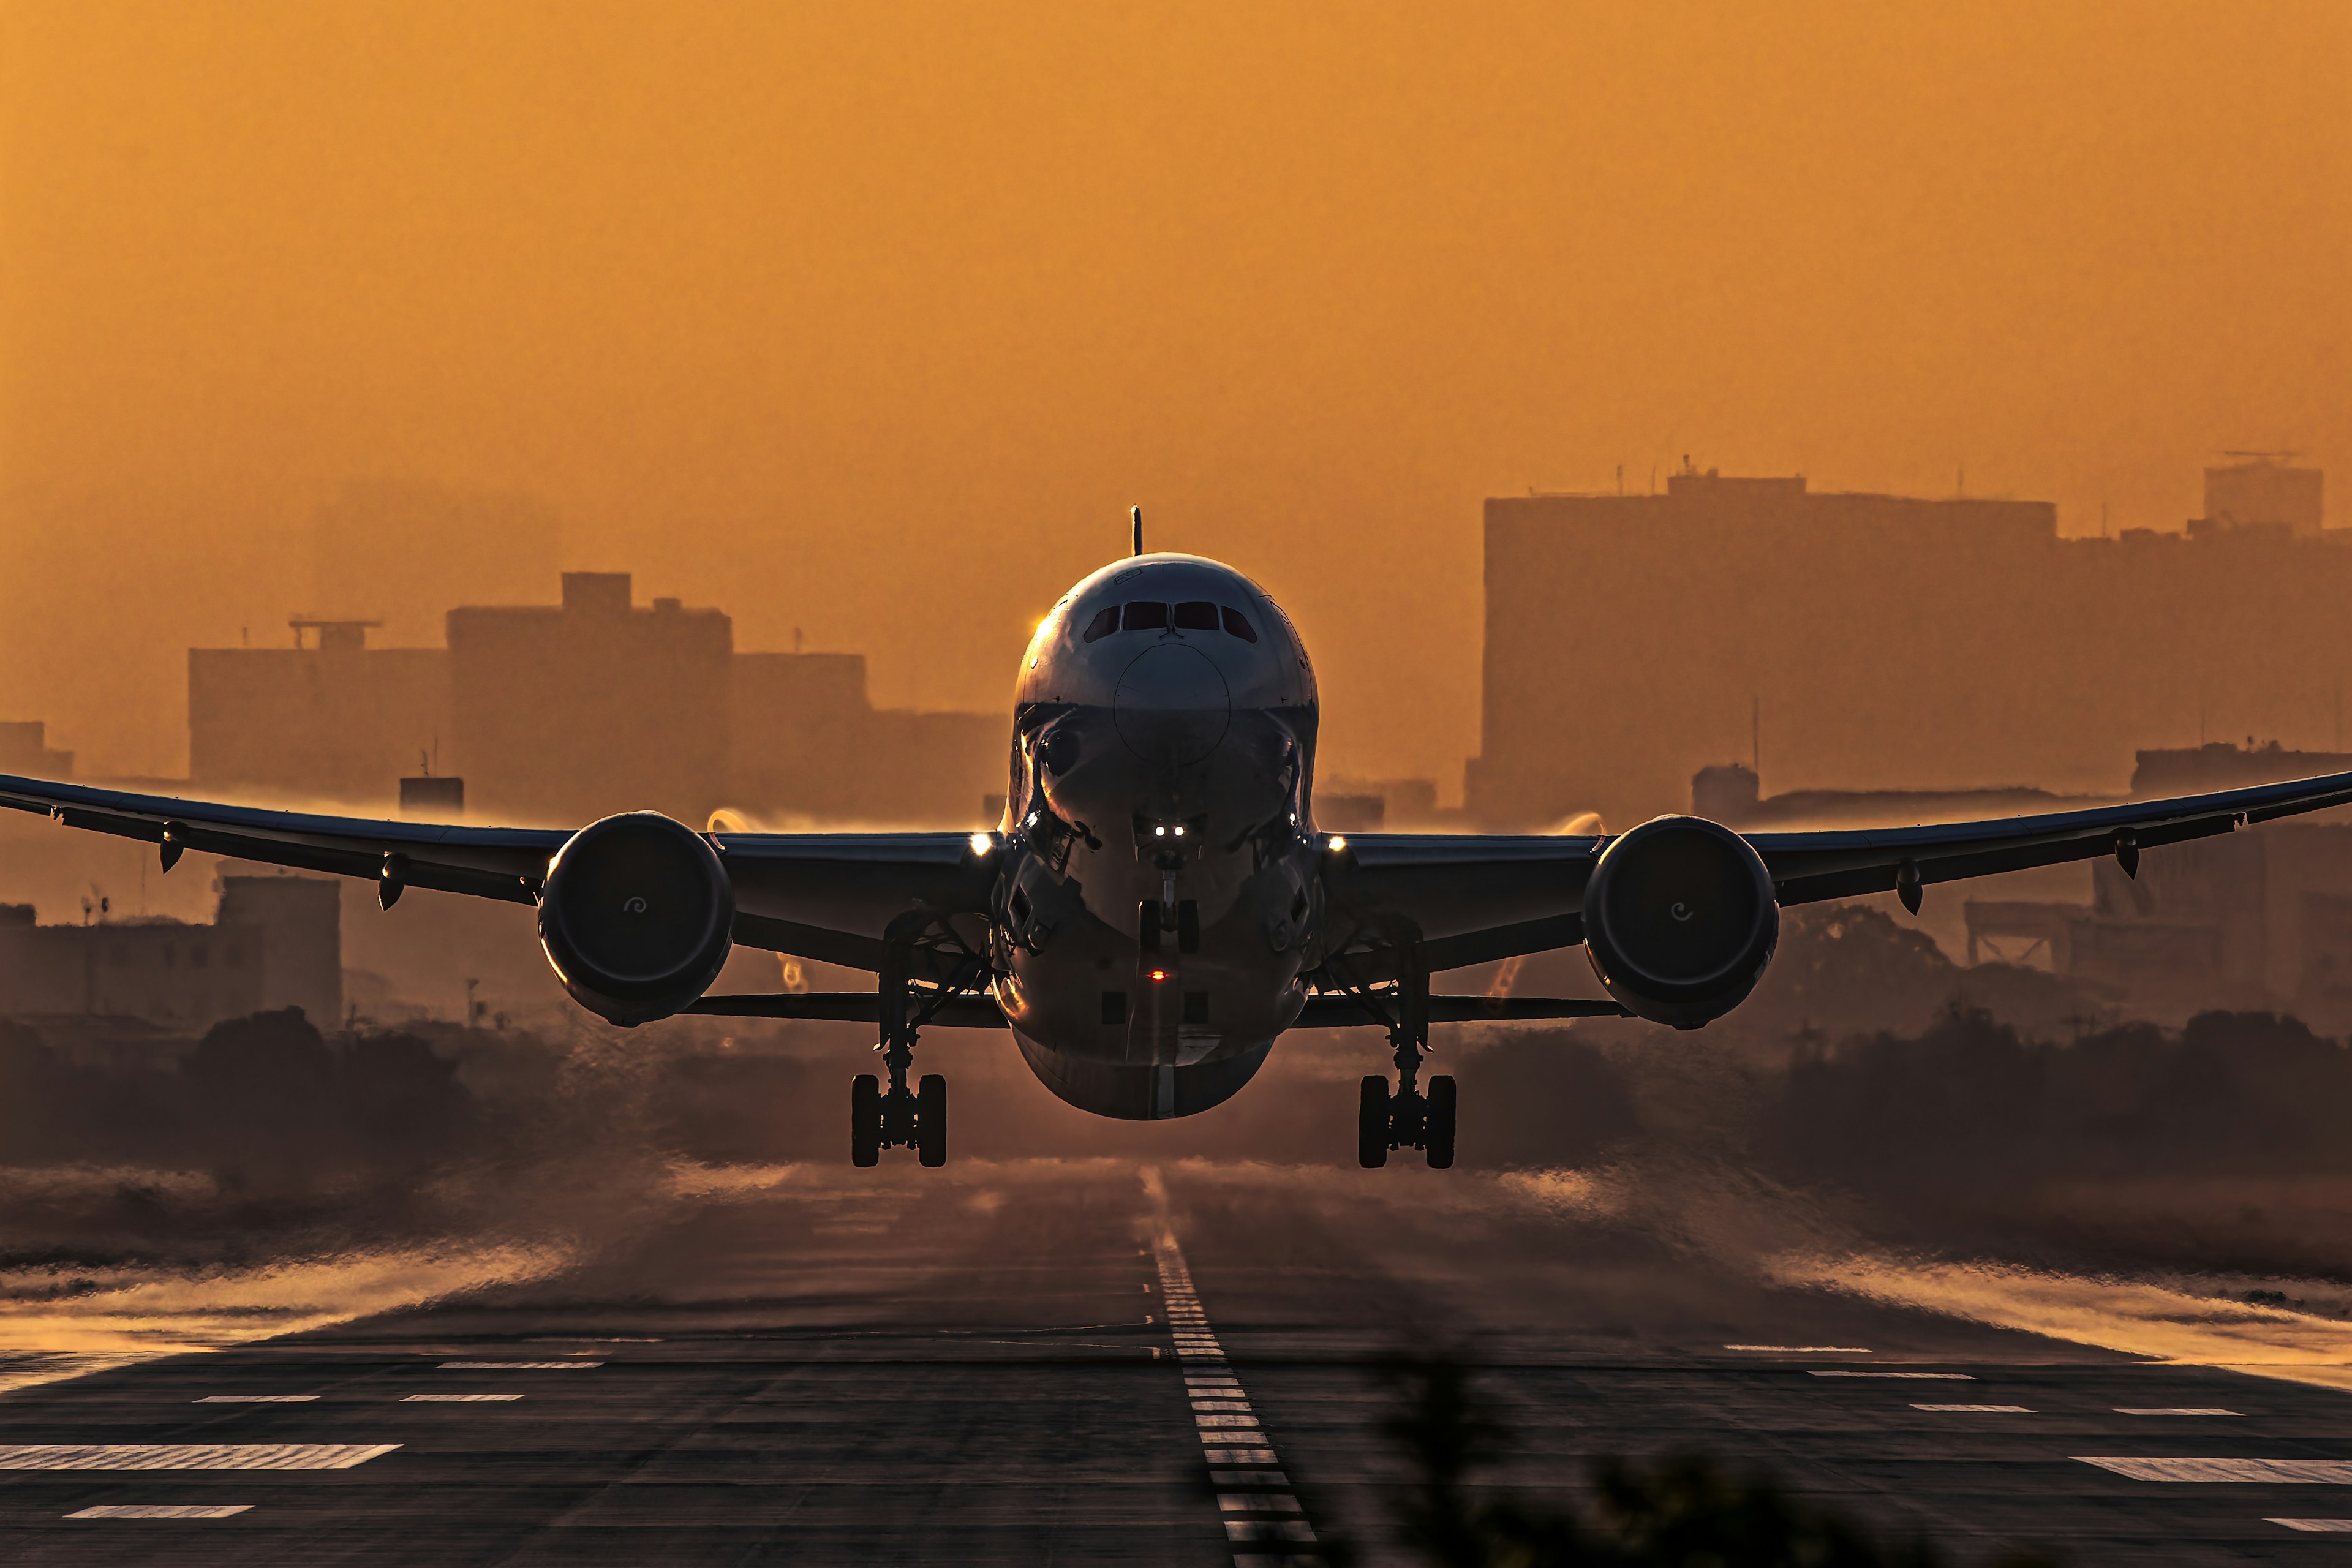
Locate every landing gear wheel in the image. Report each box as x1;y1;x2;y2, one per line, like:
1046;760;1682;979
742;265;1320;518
850;1074;881;1167
915;1073;948;1168
1423;1074;1457;1169
1357;1076;1391;1169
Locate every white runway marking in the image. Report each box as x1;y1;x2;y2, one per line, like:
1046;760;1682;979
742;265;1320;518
2115;1407;2242;1417
0;1444;398;1471
195;1395;316;1403
1725;1345;1871;1353
1811;1371;1973;1379
2271;1518;2352;1531
437;1362;601;1370
1913;1404;2034;1412
2078;1456;2352;1483
67;1504;254;1519
1155;1231;1322;1567
402;1393;524;1402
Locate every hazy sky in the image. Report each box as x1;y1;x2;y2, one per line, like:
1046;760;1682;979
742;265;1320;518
2;1;2344;782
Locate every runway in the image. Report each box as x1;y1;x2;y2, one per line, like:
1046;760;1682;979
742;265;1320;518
3;1157;2351;1565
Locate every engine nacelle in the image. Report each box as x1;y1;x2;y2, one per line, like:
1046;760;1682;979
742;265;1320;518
1582;815;1778;1030
538;812;735;1026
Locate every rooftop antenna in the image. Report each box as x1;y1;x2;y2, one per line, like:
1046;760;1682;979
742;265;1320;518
1131;505;1144;557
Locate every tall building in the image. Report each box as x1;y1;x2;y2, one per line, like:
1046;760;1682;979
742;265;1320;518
1469;466;2352;831
2204;454;2324;537
184;573;1006;827
189;622;448;800
447;573;734;824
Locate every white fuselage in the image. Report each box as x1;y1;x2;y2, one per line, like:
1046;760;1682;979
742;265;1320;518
990;555;1328;1118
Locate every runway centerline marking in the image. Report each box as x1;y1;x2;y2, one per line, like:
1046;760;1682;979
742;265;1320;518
2114;1407;2242;1416
196;1395;316;1403
1156;1232;1321;1567
67;1504;254;1519
2272;1519;2352;1531
2078;1457;2352;1483
437;1362;601;1370
402;1394;524;1402
1725;1345;1872;1353
0;1444;398;1471
1913;1404;2034;1412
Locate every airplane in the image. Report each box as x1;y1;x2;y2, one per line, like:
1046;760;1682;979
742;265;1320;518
9;512;2352;1170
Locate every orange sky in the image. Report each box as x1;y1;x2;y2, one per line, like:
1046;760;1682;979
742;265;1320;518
2;1;2345;783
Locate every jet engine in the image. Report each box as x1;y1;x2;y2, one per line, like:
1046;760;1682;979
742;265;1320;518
1581;815;1778;1030
538;812;736;1026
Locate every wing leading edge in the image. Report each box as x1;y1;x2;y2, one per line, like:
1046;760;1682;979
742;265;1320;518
0;774;990;972
1325;767;2352;974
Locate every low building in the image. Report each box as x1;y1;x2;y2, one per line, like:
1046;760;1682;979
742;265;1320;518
0;872;341;1031
0;722;74;779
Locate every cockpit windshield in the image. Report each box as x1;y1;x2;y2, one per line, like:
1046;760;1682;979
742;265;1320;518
1080;600;1261;645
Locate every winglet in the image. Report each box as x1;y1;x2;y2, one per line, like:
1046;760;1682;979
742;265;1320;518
1131;505;1143;557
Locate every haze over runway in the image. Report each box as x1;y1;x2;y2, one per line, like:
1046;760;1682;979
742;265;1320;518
5;1158;2352;1564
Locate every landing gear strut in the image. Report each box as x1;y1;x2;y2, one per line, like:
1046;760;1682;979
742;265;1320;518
851;914;982;1169
1333;946;1455;1169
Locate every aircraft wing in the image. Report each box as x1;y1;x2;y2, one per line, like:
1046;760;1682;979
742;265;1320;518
0;774;992;973
1325;767;2352;974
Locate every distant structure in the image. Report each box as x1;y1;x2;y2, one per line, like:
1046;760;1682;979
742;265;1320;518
1964;742;2352;1016
187;573;1003;826
2203;453;2324;538
190;620;446;801
1470;462;2345;831
1690;762;2106;830
0;722;73;779
0;871;341;1031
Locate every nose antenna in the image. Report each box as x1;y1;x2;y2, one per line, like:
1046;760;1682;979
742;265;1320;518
1131;505;1143;557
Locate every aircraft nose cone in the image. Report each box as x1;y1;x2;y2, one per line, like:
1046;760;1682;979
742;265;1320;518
1115;643;1231;767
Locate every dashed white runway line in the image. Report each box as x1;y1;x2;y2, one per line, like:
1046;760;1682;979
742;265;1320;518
1810;1370;1974;1379
437;1361;600;1370
2272;1518;2352;1531
2078;1456;2352;1483
402;1393;524;1402
2114;1407;2241;1417
0;1444;398;1471
1725;1345;1872;1354
1913;1404;2034;1413
1155;1237;1322;1567
67;1504;253;1519
195;1395;316;1403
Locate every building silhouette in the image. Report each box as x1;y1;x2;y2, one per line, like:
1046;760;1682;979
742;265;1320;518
1470;464;2343;831
187;573;1004;827
0;871;341;1031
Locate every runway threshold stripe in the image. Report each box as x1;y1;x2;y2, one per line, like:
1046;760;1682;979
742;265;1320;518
68;1504;254;1519
0;1444;398;1471
2078;1457;2352;1483
1156;1236;1321;1567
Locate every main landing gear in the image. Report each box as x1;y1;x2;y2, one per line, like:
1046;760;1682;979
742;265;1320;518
851;914;983;1169
1336;947;1455;1169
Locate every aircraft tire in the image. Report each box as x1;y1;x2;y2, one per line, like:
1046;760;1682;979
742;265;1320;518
851;1074;881;1167
916;1073;948;1168
1357;1076;1390;1169
1425;1075;1457;1169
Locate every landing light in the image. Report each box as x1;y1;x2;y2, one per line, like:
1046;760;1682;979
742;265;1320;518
1149;968;1168;982
1154;826;1166;837
968;832;993;856
1173;825;1185;837
1327;834;1348;852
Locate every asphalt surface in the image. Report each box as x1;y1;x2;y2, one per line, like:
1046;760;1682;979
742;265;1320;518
3;1158;2351;1565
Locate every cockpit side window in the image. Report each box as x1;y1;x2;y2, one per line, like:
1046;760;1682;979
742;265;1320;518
1173;601;1218;631
1221;606;1258;643
1081;606;1121;643
1123;601;1169;631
